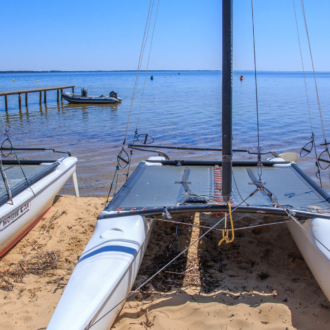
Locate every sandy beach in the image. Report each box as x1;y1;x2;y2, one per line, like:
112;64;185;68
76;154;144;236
0;195;330;329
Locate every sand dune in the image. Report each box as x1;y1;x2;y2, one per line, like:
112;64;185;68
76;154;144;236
0;195;329;329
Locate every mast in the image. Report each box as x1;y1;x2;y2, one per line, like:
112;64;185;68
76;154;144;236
222;0;233;203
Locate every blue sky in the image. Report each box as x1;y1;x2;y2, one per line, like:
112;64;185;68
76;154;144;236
0;0;329;71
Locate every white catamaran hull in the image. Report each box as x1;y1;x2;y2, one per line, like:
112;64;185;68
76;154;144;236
0;157;78;257
47;214;153;330
287;218;330;301
268;156;330;301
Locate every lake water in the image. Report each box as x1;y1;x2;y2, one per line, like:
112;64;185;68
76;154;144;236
0;70;329;196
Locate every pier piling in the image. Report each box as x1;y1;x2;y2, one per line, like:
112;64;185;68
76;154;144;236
0;86;74;111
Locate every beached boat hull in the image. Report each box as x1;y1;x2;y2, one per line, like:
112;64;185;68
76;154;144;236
47;214;153;330
62;92;122;104
287;218;330;301
0;157;78;257
267;156;330;300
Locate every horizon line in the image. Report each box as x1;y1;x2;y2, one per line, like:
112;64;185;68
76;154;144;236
0;70;329;74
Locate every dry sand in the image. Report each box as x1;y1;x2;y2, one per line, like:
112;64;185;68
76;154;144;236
0;195;329;329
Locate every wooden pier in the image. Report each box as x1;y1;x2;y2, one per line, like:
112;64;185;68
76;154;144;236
0;86;75;111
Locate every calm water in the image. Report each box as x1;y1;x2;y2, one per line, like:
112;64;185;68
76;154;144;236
0;71;329;195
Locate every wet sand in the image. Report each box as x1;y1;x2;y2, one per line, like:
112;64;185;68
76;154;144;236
0;195;329;329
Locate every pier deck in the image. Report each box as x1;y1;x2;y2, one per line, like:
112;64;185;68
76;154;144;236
0;85;75;110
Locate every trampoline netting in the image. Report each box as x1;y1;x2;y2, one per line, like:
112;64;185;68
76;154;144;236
0;162;59;206
105;161;330;215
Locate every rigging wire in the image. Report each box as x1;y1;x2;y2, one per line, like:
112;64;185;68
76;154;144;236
279;205;330;255
300;0;330;179
106;0;157;202
0;153;13;204
300;0;326;142
98;181;330;328
86;191;257;329
0;113;35;197
250;0;262;182
293;0;313;132
1;136;35;196
123;0;155;145
292;0;322;185
125;0;160;180
148;216;293;232
250;179;330;255
95;1;330;325
232;170;249;206
136;0;160;131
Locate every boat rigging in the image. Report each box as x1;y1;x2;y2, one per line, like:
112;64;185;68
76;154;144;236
0;114;79;258
48;1;330;329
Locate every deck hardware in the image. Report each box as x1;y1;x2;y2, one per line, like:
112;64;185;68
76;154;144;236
136;133;154;145
162;206;172;219
117;149;130;169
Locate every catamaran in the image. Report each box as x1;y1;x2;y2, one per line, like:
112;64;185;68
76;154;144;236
0;145;79;257
48;1;330;329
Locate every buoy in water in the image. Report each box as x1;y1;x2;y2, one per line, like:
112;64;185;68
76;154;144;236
165;76;167;78
240;75;243;81
13;79;15;82
36;80;39;83
150;75;154;80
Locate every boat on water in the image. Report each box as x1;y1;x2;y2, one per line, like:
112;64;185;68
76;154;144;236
48;1;330;329
0;146;79;257
62;88;122;104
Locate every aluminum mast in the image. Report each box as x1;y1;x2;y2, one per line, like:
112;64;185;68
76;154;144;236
222;0;233;202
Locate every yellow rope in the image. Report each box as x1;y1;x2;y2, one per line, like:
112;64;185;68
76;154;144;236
218;203;235;245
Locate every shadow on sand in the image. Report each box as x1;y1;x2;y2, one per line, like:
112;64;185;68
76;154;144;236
116;212;330;329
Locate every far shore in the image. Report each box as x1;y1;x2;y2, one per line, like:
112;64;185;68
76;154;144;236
1;70;329;74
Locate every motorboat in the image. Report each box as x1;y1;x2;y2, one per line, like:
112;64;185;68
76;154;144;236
62;89;122;104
